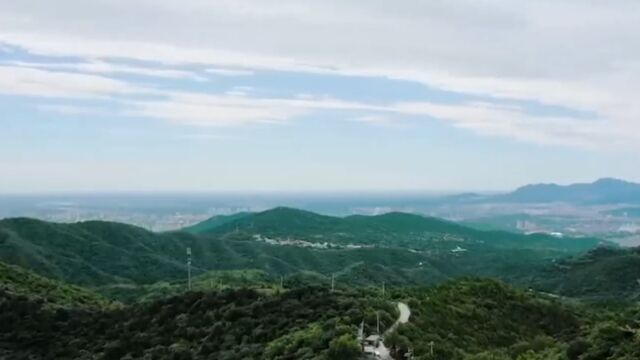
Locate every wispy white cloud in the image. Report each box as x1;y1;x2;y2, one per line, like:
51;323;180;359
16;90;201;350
389;101;619;149
1;0;639;151
0;65;142;98
0;43;15;53
36;104;109;116
350;115;404;128
126;94;309;127
205;68;254;76
224;86;254;97
122;89;629;149
180;133;246;141
0;61;631;150
6;60;206;81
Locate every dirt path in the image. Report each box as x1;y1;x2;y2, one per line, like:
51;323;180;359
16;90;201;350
375;302;411;360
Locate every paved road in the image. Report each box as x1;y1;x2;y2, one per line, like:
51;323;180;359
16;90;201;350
375;302;411;360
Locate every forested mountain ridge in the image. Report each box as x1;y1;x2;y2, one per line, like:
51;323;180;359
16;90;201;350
2;277;638;360
1;212;638;359
182;212;252;234
0;217;200;286
0;210;622;302
0;260;110;308
192;207;604;252
493;178;640;204
391;279;640;359
533;246;640;301
0;285;396;360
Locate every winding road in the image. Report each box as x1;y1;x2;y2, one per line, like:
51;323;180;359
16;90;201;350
376;302;411;360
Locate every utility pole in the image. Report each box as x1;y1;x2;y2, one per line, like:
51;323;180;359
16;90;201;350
429;341;434;357
186;247;192;291
376;311;380;335
331;274;335;292
405;348;414;360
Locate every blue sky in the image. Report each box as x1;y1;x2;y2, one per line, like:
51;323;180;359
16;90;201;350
1;1;639;193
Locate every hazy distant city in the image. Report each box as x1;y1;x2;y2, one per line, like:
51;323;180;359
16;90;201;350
2;186;639;246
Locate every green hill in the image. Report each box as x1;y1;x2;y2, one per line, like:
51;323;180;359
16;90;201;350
182;212;252;233
0;260;109;308
392;279;640;360
0;285;396;360
96;269;274;303
0;217;200;286
0;210;610;302
494;178;640;204
534;247;640;301
197;207;604;252
2;278;637;359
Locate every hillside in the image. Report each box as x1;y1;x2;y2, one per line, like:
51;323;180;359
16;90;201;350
0;211;609;300
0;260;109;308
182;212;252;233
2;278;638;360
394;279;582;359
96;269;274;303
195;207;603;252
534;246;640;301
392;279;640;360
0;216;444;289
0;217;200;286
494;178;640;204
0;285;396;360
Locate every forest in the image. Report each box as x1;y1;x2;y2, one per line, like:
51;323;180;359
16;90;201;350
1;210;639;359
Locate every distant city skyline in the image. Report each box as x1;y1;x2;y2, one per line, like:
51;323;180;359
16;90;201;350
1;1;639;193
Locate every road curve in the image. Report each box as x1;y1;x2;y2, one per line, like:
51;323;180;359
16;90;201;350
390;302;411;332
375;302;411;360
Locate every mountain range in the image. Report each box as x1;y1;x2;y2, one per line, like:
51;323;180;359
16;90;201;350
2;205;640;359
186;207;602;251
0;207;617;302
492;178;640;204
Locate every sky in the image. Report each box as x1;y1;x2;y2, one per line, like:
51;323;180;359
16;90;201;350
1;0;639;193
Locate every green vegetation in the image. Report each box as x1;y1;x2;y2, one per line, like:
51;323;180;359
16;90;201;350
0;260;110;308
0;285;395;359
0;209;615;305
182;212;252;234
2;276;638;359
533;247;640;301
199;207;603;252
392;279;582;359
388;279;640;360
96;269;274;303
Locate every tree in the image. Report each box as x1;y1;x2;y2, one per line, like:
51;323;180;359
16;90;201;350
327;334;361;360
385;331;411;359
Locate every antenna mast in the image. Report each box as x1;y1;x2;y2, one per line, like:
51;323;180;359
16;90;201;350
187;247;192;290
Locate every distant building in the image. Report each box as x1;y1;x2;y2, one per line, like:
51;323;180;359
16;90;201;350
451;246;468;253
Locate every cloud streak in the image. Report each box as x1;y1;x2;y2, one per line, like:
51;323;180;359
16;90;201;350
0;0;639;151
7;60;206;81
0;65;142;98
